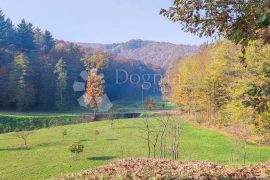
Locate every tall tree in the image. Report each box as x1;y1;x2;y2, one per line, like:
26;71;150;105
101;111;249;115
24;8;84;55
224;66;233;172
42;30;54;54
9;53;35;111
160;0;270;56
0;10;15;49
54;58;68;110
16;19;36;52
81;52;107;72
84;69;104;115
81;52;107;114
38;62;55;110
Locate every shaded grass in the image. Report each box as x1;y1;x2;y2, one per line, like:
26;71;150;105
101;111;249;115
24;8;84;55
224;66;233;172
111;95;177;112
0;118;269;179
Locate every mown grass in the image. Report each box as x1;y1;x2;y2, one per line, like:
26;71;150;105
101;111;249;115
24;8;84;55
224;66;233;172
0;117;270;179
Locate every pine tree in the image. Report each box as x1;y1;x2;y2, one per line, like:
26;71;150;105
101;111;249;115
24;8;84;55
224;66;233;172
9;53;35;111
42;30;54;54
16;19;36;52
39;62;55;110
0;10;6;48
5;18;15;47
54;58;68;110
0;10;15;49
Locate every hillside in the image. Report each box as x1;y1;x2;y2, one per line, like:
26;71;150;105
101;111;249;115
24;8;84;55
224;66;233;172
0;9;165;111
1;117;270;179
78;39;200;68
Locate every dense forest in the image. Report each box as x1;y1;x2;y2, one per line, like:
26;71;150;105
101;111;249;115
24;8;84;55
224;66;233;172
158;0;270;142
0;10;162;112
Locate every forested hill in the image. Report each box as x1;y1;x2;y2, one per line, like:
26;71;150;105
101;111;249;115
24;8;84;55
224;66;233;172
0;10;162;112
78;39;199;69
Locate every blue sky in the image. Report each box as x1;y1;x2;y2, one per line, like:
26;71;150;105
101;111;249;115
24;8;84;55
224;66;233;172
0;0;209;45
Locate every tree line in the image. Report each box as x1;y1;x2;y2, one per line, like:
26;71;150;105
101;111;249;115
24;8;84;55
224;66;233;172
159;0;270;142
0;10;161;112
0;9;85;111
161;40;270;141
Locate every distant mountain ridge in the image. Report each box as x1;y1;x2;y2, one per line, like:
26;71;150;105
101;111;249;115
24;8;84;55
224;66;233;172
78;39;200;69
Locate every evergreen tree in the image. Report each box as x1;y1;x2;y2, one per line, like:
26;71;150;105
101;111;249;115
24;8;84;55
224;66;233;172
16;19;36;52
0;10;6;48
38;62;55;110
34;28;43;48
5;18;16;48
9;53;35;111
0;10;15;49
54;58;68;110
42;30;54;54
0;63;9;107
65;43;84;107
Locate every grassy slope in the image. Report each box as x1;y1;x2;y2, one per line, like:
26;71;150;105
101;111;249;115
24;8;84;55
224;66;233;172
0;118;270;179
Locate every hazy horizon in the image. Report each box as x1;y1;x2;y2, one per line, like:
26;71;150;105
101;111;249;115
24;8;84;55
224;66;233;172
76;38;203;46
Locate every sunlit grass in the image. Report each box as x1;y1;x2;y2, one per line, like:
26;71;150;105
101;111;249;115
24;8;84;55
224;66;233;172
0;117;270;179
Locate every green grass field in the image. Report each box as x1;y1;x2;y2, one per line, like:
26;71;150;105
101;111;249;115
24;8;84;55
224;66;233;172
0;117;270;179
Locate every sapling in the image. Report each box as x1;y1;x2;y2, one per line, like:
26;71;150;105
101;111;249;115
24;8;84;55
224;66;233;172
69;141;84;160
62;128;67;141
15;131;34;147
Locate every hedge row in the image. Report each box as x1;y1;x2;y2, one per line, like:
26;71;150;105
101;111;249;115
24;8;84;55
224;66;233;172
0;115;94;133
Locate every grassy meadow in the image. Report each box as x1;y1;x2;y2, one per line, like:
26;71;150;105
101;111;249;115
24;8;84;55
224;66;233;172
0;117;270;179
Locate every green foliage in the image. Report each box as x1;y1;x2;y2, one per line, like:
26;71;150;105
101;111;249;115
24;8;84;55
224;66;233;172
0;114;82;133
42;30;54;53
9;53;35;111
160;0;270;45
0;10;163;111
54;58;68;110
1;118;270;179
93;129;100;136
16;19;36;52
62;128;67;141
69;141;84;160
38;62;55;110
0;10;15;48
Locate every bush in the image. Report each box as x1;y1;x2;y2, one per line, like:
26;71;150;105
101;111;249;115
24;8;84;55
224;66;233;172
0;115;84;133
218;101;253;127
69;141;84;160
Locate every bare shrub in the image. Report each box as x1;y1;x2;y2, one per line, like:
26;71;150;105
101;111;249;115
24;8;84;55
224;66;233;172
229;122;251;164
143;114;181;160
14;131;34;147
